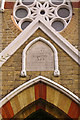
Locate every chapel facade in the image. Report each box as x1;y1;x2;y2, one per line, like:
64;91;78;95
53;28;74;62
0;0;80;119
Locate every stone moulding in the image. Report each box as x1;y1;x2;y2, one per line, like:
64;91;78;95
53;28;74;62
21;37;60;77
0;76;80;108
0;17;80;67
0;0;5;11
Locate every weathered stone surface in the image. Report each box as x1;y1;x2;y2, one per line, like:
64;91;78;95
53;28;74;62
27;41;54;71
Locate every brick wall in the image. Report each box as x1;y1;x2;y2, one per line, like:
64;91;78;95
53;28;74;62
0;13;2;99
0;13;2;52
1;9;21;51
60;8;80;51
0;5;80;99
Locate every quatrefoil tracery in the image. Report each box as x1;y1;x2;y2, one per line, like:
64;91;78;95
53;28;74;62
13;0;72;31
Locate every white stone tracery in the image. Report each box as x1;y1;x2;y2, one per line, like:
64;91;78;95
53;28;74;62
13;0;72;31
21;37;60;77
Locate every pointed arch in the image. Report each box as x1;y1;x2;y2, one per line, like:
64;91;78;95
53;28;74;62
0;76;80;119
21;37;60;77
13;99;72;119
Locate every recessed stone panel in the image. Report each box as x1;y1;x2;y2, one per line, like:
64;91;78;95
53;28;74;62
26;41;54;71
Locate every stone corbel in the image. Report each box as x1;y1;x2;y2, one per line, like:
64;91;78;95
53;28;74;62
0;0;5;12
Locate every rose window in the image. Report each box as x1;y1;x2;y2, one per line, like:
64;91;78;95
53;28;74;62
13;0;72;32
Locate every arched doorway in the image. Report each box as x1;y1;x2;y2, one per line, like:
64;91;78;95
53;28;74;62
12;98;72;120
25;109;59;120
0;76;80;120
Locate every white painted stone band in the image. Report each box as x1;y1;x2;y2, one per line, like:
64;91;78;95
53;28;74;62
39;18;80;64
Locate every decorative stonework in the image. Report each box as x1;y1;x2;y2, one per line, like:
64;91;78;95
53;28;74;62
21;37;60;77
0;19;80;67
0;76;80;109
0;54;10;62
13;0;72;31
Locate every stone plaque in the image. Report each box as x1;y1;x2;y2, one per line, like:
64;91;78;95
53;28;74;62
26;41;54;71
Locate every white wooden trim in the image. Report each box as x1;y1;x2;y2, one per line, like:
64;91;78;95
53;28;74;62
21;37;60;76
0;18;80;67
0;76;80;108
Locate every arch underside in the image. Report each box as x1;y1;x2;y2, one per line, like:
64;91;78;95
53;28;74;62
13;98;72;120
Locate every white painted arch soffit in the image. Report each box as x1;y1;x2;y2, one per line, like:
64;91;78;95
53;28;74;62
0;18;80;67
0;76;80;108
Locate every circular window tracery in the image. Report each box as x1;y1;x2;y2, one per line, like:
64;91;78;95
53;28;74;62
58;8;70;18
15;8;28;18
22;0;34;5
51;20;64;31
13;0;72;31
51;0;63;5
21;21;32;30
40;10;45;15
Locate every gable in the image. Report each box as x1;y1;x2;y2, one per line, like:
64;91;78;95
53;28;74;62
0;0;80;100
0;1;80;119
0;18;80;67
1;29;80;99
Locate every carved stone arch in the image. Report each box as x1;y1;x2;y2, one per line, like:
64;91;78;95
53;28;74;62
13;99;72;119
21;37;60;77
0;76;80;119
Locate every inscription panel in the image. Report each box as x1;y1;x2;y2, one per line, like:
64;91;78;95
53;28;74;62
26;41;54;71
